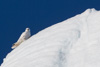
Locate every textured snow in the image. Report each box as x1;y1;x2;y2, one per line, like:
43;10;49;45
1;8;100;67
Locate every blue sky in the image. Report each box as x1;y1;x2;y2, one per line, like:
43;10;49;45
0;0;100;65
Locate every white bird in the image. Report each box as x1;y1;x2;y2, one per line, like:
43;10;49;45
12;28;31;49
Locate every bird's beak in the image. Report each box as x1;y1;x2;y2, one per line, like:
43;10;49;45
27;28;29;30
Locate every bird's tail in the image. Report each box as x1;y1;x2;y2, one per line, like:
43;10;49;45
11;42;20;49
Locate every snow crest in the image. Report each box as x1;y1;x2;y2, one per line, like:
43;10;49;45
1;8;100;67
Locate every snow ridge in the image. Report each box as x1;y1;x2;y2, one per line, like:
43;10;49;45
1;8;100;67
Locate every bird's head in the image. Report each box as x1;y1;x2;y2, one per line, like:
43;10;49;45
25;28;30;31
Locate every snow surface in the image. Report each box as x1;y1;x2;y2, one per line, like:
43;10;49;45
1;8;100;67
